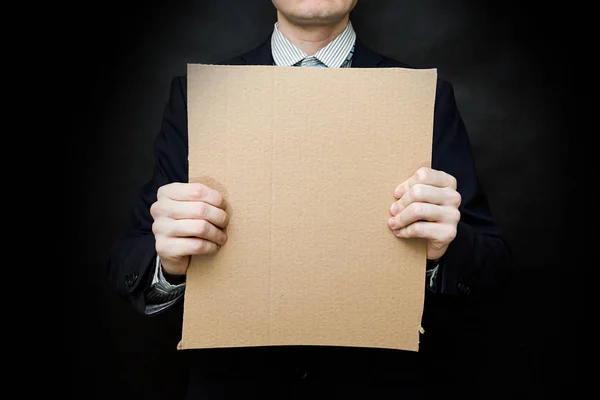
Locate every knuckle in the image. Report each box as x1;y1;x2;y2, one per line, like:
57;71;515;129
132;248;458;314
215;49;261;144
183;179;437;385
151;220;160;235
416;167;428;182
448;188;462;206
445;188;461;206
191;184;205;200
193;240;216;254
410;184;422;199
447;226;457;242
150;201;162;218
195;202;208;218
214;192;224;207
410;202;423;218
221;211;229;227
155;239;168;257
157;183;174;199
155;220;175;238
410;223;422;236
191;240;206;254
195;220;210;236
452;209;461;222
168;221;180;237
454;191;462;206
150;202;157;217
450;176;458;189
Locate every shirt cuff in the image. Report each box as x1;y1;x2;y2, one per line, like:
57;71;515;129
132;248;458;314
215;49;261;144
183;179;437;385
426;263;439;293
151;255;186;289
144;255;186;315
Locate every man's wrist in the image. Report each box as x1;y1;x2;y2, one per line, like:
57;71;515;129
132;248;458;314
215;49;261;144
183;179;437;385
162;269;186;285
426;258;440;270
154;255;187;287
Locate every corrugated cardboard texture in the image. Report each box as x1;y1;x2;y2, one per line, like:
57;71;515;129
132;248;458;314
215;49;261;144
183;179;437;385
182;64;437;352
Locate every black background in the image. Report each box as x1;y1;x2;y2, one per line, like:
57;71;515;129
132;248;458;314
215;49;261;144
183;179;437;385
67;0;581;398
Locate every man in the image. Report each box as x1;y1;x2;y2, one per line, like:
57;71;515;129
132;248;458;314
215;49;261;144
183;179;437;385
108;0;512;398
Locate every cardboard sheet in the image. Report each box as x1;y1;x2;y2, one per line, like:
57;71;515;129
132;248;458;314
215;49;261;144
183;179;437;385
181;64;437;352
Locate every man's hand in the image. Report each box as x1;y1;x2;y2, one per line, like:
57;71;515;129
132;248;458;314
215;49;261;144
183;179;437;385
388;167;461;261
150;183;229;276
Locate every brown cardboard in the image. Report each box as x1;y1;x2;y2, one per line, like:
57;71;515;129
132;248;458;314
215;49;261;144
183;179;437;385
181;64;437;352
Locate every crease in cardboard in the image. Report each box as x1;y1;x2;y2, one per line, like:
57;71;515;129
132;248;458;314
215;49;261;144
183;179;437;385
268;69;276;344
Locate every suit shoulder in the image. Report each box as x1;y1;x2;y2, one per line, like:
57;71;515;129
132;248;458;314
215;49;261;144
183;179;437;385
377;54;413;69
165;74;187;99
218;53;247;65
164;46;253;88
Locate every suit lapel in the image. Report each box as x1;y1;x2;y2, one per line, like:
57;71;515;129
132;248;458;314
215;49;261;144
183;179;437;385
239;36;274;65
350;39;385;68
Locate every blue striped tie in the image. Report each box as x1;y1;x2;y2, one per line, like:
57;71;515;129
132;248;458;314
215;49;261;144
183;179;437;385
296;56;327;67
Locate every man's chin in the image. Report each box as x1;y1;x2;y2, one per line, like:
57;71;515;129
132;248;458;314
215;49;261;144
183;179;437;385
284;11;348;27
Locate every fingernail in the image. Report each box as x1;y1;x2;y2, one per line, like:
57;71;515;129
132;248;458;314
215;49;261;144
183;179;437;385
390;203;398;215
395;186;403;197
388;218;396;228
393;230;402;237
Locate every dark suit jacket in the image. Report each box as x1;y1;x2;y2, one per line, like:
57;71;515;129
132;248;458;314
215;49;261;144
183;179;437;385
107;36;512;399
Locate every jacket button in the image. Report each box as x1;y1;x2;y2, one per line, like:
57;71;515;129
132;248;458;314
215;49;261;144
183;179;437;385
458;282;471;295
125;272;139;287
294;366;308;379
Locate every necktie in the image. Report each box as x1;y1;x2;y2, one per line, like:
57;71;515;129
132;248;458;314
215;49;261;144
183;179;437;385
294;45;354;68
296;56;327;68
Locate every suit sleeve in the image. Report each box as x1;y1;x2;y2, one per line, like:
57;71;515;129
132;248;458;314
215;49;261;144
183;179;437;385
431;79;514;297
107;76;189;314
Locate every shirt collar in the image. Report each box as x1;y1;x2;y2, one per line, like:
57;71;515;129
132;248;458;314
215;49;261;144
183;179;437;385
271;21;357;68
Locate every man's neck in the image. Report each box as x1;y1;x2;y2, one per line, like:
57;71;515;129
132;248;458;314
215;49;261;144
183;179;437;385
276;12;349;56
